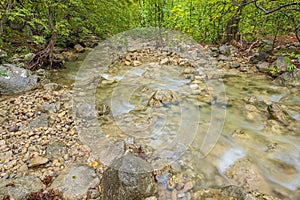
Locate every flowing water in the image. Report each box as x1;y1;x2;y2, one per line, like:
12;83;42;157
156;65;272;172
51;57;300;199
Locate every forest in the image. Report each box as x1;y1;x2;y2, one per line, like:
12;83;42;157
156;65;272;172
0;0;299;68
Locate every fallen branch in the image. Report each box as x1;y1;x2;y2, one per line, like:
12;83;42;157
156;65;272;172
246;39;260;54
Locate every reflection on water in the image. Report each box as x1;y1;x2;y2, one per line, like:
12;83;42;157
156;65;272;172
52;60;300;199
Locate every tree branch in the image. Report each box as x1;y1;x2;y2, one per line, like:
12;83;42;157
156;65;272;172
254;1;300;15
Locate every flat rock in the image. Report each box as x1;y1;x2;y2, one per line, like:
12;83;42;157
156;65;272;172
51;163;100;200
0;175;44;199
28;156;49;167
46;141;67;160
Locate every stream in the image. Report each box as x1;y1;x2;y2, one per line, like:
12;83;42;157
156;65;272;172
50;50;300;199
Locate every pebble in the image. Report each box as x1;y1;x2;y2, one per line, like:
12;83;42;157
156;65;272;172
28;156;49;167
189;84;199;90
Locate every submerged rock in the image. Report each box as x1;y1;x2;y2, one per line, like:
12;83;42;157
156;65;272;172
101;154;157;200
193;185;280;200
224;158;270;193
148;89;178;107
267;103;292;125
0;64;38;95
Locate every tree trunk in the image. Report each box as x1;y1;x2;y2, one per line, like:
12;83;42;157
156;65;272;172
224;0;247;43
0;0;14;38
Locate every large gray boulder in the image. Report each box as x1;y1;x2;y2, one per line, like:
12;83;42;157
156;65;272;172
0;64;38;94
271;56;288;72
101;154;157;200
274;68;300;87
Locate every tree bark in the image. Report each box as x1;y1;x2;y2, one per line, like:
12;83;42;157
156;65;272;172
0;0;14;38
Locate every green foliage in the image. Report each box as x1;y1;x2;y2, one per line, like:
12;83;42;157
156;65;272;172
287;64;296;72
267;67;281;75
285;52;299;72
0;69;7;77
135;0;300;43
0;0;299;53
290;52;300;59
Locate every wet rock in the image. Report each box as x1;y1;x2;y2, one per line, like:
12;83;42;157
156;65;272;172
43;82;61;91
0;175;44;200
101;154;157;200
148;89;178;107
267;103;291;124
193;186;280;200
225;158;270;192
74;44;85;53
0;64;38;95
51;163;100;200
274;68;300;87
255;61;270;73
28;156;49;167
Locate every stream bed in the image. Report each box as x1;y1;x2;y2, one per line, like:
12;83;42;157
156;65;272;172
50;49;300;199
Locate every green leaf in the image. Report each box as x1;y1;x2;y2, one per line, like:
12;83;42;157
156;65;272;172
0;69;7;77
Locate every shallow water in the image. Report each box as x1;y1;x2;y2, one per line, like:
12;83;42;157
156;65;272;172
52;58;300;199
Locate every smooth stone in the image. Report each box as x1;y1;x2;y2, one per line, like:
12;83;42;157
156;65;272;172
51;163;100;200
28;156;49;167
